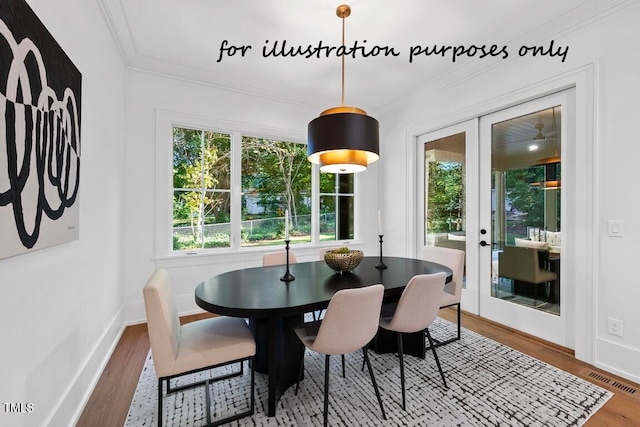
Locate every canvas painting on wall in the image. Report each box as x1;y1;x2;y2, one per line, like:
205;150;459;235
0;0;82;260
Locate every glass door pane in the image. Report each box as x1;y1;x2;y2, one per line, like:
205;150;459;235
491;106;561;316
424;133;467;285
417;119;479;315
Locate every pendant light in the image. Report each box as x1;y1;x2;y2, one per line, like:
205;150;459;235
535;107;561;189
307;4;379;174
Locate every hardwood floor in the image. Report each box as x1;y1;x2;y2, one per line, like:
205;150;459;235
76;309;640;427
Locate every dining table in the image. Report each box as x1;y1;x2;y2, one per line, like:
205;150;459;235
195;255;452;416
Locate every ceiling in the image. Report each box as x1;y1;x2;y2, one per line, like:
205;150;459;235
492;106;561;170
99;0;617;116
424;105;561;169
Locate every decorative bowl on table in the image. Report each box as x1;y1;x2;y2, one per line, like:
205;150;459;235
324;248;363;274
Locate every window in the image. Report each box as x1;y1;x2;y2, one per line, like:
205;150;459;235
160;114;359;256
320;174;355;241
172;128;231;250
240;137;311;246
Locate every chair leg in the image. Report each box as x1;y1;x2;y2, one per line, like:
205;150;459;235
397;332;406;410
362;346;387;420
204;378;212;425
157;378;163;427
324;354;330;427
456;303;461;341
250;357;256;416
360;341;370;372
341;354;346;378
426;304;462;350
426;328;447;389
295;348;305;395
158;358;254;427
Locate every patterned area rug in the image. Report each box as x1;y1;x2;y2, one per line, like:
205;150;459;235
125;318;612;426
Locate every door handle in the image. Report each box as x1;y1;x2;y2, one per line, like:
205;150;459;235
479;240;490;247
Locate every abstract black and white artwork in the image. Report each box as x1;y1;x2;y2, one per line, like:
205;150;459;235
1;0;81;259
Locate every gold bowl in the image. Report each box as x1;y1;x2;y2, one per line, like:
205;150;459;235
324;250;364;273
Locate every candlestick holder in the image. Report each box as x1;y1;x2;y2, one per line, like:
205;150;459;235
375;235;387;269
280;240;295;281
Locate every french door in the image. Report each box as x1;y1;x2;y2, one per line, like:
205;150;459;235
479;91;572;347
416;119;480;315
418;90;574;347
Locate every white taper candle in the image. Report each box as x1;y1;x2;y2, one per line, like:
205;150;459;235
285;209;289;240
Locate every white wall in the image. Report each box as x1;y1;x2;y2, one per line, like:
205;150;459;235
377;3;640;383
0;1;126;426
2;1;637;425
120;72;381;323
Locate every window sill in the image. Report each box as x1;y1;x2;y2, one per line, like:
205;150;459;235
153;240;365;268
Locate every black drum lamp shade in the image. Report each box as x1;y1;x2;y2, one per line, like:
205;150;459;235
308;108;379;174
307;5;380;174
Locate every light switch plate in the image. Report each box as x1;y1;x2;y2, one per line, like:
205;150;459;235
607;220;623;237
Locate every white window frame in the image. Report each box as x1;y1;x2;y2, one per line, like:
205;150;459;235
154;109;362;262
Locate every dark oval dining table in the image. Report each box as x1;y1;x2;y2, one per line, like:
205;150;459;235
195;256;452;416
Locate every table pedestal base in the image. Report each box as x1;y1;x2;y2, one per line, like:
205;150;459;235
370;328;426;359
369;301;427;359
249;315;304;416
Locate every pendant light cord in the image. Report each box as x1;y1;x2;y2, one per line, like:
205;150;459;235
341;14;346;106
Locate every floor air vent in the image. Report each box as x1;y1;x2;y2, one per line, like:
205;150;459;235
581;368;639;398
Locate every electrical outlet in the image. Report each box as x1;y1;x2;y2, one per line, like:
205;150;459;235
607;318;623;337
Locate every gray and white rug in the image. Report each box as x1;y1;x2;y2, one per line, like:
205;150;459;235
125;318;612;426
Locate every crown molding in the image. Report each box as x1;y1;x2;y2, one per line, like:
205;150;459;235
97;0;636;116
377;0;637;117
97;0;336;110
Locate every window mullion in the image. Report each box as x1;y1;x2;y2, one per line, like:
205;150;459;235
354;172;361;241
334;176;340;240
311;163;319;244
199;131;206;249
230;131;242;250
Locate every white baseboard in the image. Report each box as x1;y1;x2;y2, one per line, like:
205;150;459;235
595;337;640;384
44;308;126;427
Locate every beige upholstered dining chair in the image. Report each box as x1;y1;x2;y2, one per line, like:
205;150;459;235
263;250;318;322
498;245;556;300
379;272;448;410
263;250;297;266
310;247;341;321
143;269;256;427
423;246;465;346
293;285;387;427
